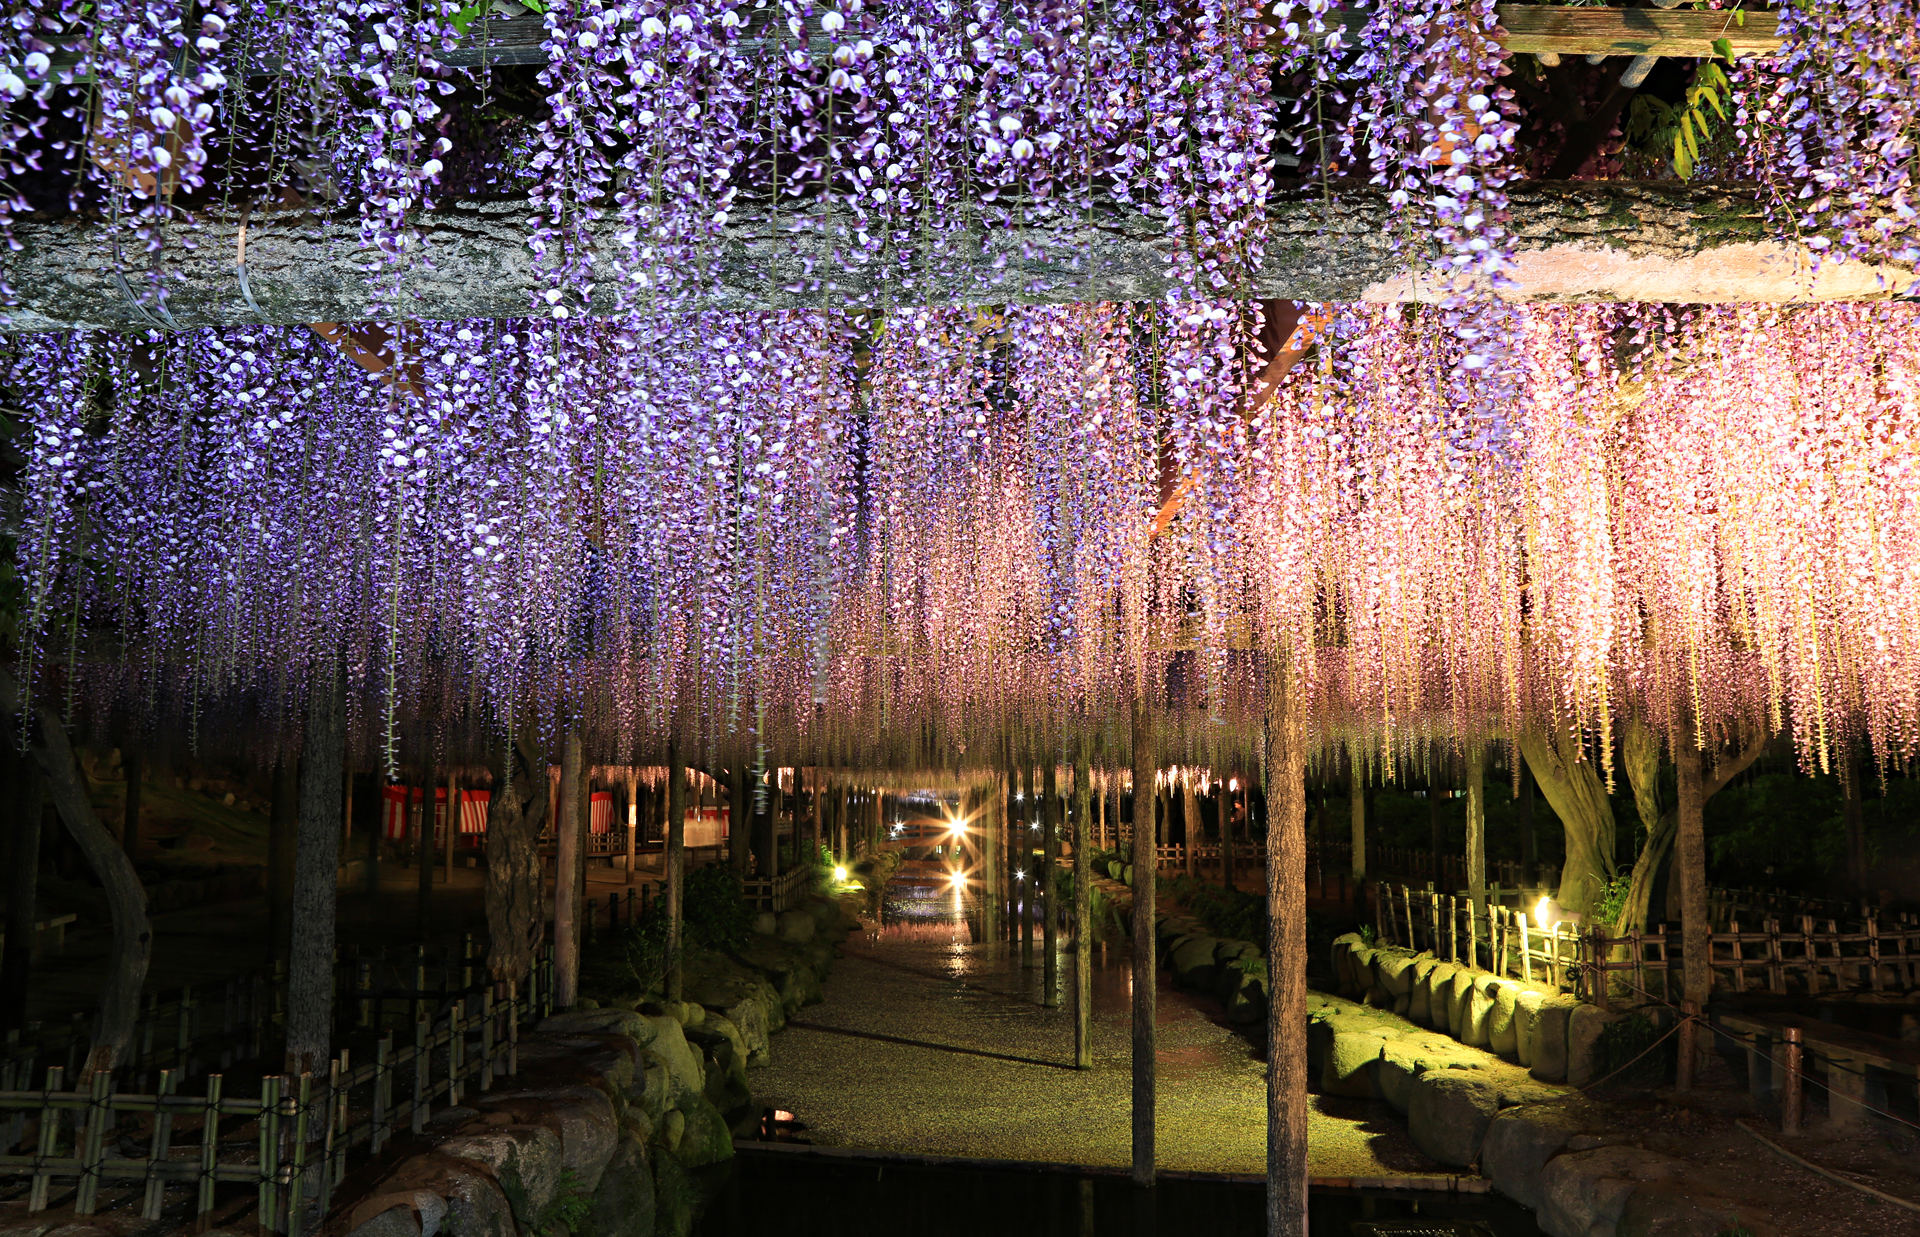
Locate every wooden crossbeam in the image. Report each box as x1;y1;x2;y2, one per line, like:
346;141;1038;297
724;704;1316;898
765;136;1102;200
39;5;1782;78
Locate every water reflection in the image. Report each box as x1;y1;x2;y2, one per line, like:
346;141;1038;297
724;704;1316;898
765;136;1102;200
695;1150;1535;1236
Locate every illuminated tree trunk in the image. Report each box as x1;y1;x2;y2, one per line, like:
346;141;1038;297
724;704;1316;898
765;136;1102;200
1;670;151;1077
286;669;344;1075
1465;743;1487;930
1073;735;1093;1070
1348;747;1366;882
1265;668;1309;1237
1516;725;1616;920
730;761;751;875
268;757;298;960
1043;752;1061;1007
555;730;582;1009
1183;771;1200;881
1129;699;1157;1188
1675;744;1708;1017
484;736;549;990
666;739;687;1003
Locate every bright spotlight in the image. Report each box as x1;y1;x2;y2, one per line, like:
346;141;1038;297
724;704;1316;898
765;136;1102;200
833;864;849;882
948;869;965;888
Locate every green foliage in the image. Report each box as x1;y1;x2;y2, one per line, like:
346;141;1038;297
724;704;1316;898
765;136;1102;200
1170;875;1267;943
1357;922;1378;947
534;1169;591;1237
1625;52;1735;180
1599;1011;1670;1086
620;865;753;993
1594;873;1632;927
452;0;547;34
682;864;754;951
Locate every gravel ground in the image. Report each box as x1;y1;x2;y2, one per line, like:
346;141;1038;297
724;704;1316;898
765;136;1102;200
752;894;1444;1181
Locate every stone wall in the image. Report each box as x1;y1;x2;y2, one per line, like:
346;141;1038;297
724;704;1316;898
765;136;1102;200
1327;933;1623;1085
335;898;855;1237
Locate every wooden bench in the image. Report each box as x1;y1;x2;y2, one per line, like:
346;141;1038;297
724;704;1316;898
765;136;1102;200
1718;1009;1920;1130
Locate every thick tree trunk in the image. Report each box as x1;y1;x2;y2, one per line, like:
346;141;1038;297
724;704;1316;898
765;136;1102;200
1676;744;1708;1026
1222;779;1236;892
267;757;298;960
555;730;583;1009
1183;771;1199;881
1129;700;1157;1188
1516;725;1616;919
1;670;152;1077
1020;758;1035;968
1043;752;1061;1007
730;763;751;876
1073;735;1093;1069
666;739;687;1003
1;742;44;1032
484;737;550;990
1465;744;1487;929
1348;748;1366;881
1618;715;1672;936
285;670;344;1075
8;181;1904;333
1265;667;1309;1237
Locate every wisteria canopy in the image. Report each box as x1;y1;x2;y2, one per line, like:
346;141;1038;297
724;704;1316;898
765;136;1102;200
2;0;1918;780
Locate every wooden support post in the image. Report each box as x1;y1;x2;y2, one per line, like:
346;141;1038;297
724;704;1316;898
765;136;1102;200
412;771;433;935
555;731;582;1010
1465;743;1486;958
625;769;638;885
1265;665;1309;1237
1073;735;1093;1070
1183;770;1199;882
1043;751;1061;1008
1129;699;1157;1190
1676;1000;1698;1092
666;738;686;1003
1349;747;1366;882
1781;1025;1804;1135
1222;778;1236;892
1020;758;1036;969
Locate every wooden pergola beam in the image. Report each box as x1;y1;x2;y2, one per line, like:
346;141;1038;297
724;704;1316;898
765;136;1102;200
38;5;1781;79
5;180;1907;334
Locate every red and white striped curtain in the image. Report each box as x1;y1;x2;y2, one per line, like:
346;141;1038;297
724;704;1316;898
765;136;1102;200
589;790;613;835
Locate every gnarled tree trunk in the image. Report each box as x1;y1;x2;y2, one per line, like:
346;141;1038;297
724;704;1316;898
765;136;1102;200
1265;667;1309;1237
1515;724;1616;920
1;669;151;1077
484;736;550;991
285;669;345;1075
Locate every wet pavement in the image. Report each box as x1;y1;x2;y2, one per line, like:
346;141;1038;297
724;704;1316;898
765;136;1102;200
751;861;1448;1180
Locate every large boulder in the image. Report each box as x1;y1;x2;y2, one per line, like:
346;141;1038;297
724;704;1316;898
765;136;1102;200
637;1014;706;1105
1226;968;1268;1025
1530;996;1578;1082
1487;980;1519;1057
477;1085;621;1192
1420;962;1458;1029
1566;1003;1615;1087
1537;1145;1686;1237
1375;1040;1427;1114
347;1155;515;1237
1321;1030;1386;1099
1407;958;1439;1026
539;1008;654;1045
775;909;816;943
1376;952;1416;997
1406;1069;1500;1168
1461;980;1495;1048
1513;989;1545;1068
1445;967;1477;1040
1479;1104;1582;1213
1170;934;1223;991
439;1124;565;1223
581;1134;656;1237
682;961;781;1063
672;1094;736;1169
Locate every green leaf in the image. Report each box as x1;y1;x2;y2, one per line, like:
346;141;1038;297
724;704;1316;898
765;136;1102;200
1673;132;1694;180
450;3;485;32
1712;36;1735;60
1699;85;1726;120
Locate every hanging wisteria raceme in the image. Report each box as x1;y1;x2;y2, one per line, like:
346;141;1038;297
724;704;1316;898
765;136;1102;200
1737;0;1920;270
10;302;1920;778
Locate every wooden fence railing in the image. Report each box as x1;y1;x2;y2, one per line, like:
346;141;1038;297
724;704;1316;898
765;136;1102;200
0;955;554;1233
740;865;814;914
1372;881;1920;1006
2;939;498;1095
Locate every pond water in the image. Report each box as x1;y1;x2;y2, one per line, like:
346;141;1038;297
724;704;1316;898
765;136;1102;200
692;1149;1545;1236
